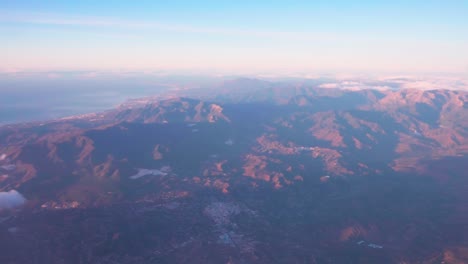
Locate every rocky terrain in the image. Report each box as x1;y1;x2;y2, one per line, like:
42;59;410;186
0;79;467;263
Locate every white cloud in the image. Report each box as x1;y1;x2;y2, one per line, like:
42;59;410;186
380;76;468;91
0;190;26;210
319;83;339;89
318;80;392;91
317;75;468;92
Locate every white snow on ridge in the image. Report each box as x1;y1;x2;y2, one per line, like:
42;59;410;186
60;112;97;121
130;168;168;179
368;243;384;249
356;240;384;249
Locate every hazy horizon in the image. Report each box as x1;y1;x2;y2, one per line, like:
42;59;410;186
2;1;468;124
1;72;467;125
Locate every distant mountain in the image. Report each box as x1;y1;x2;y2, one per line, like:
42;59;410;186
0;80;467;263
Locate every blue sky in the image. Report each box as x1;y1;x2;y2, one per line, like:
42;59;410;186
1;0;468;74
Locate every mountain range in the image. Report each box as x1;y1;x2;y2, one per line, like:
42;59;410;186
0;79;467;263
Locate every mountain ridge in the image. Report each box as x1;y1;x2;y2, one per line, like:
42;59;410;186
0;82;467;263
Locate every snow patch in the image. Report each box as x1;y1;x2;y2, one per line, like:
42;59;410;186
130;168;168;180
368;243;384;249
0;154;6;161
225;139;234;146
356;240;384;249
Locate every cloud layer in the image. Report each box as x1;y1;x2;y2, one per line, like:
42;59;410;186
0;190;26;210
317;75;468;91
